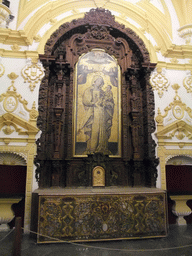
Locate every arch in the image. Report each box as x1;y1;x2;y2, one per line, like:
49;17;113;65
0;152;27;166
166;155;192;165
157;146;192;190
19;1;172;59
44;8;150;64
92;166;105;186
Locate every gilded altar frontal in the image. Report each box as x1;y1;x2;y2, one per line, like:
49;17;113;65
74;49;121;157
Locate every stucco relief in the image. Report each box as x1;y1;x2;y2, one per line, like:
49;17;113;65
183;70;192;93
0;152;27;165
155;84;192;133
150;67;169;98
0;77;39;136
155;84;192;189
21;58;44;92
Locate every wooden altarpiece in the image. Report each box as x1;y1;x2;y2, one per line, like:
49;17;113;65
32;9;167;242
36;8;158;188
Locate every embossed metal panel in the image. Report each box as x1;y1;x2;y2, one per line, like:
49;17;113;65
36;190;168;243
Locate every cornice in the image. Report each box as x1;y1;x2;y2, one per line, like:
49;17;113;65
157;61;192;71
163;45;192;58
0;138;37;144
156;120;192;137
1;48;192;72
0;29;32;46
158;141;192;148
0;49;39;59
0;113;39;134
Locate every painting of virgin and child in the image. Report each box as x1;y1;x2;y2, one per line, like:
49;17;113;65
74;49;121;157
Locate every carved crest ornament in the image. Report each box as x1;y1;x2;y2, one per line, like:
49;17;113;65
36;8;158;188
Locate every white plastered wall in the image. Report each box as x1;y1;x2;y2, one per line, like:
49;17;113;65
0;0;192;230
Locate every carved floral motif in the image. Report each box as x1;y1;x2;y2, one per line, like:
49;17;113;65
44;8;150;63
87;25;111;40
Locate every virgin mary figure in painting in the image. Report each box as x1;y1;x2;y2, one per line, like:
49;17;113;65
81;75;114;155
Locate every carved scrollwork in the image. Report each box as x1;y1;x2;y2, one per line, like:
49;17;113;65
87;25;112;40
37;8;157;188
45;8;150;64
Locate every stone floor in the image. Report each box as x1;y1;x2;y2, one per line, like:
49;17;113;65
0;225;192;256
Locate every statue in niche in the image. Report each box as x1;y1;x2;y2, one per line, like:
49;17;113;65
74;49;121;157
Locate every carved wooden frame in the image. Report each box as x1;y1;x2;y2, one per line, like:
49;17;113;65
36;8;157;188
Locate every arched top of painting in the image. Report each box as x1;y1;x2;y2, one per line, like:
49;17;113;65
78;49;118;68
44;8;150;63
76;49;119;88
